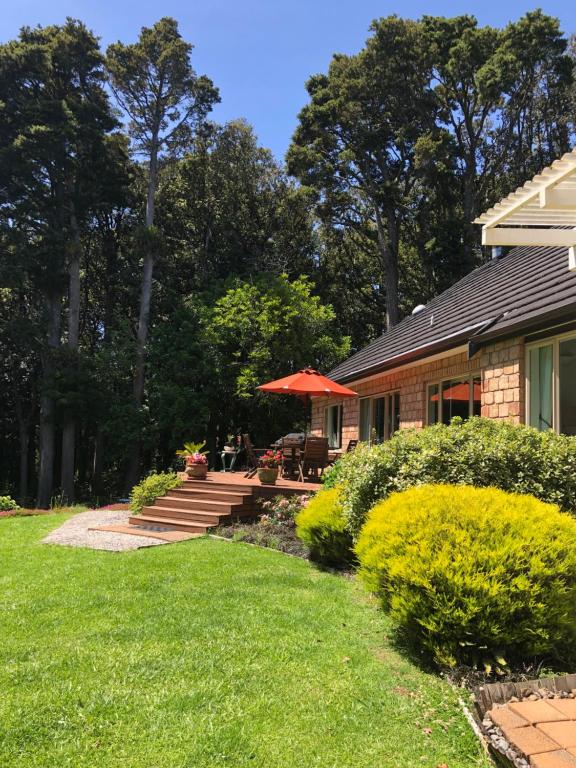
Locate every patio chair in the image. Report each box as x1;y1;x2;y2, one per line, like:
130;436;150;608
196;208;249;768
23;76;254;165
242;433;267;478
281;436;304;479
297;436;329;483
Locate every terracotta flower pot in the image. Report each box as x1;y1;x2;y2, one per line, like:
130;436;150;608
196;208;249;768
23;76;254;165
257;467;278;485
186;463;208;479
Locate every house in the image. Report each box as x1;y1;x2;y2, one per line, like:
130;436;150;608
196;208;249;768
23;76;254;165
312;150;576;448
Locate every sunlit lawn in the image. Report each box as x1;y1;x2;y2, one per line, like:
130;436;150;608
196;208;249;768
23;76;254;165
0;514;489;767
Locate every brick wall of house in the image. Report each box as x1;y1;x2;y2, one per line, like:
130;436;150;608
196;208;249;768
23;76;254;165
311;336;525;443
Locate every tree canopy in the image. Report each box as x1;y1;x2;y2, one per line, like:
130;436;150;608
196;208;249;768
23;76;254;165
0;11;574;506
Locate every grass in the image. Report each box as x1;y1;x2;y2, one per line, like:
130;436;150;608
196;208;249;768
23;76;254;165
0;514;490;768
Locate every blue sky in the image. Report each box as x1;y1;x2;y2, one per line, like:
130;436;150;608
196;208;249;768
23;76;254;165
1;0;573;161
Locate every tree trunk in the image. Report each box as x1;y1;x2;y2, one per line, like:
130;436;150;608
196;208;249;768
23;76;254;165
374;206;399;328
92;426;105;499
124;137;159;493
61;209;82;504
462;157;478;266
16;402;30;505
37;291;62;509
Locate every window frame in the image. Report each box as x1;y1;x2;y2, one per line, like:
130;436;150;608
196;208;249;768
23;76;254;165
357;391;400;444
426;373;481;426
526;329;576;434
324;403;343;449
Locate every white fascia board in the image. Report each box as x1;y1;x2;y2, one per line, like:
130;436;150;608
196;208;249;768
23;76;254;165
482;228;576;248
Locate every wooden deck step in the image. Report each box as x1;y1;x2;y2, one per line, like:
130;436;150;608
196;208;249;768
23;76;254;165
154;495;250;514
129;514;211;533
182;479;263;493
141;505;244;525
169;487;251;503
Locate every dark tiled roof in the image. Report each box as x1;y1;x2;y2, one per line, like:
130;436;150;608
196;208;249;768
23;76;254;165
329;246;576;383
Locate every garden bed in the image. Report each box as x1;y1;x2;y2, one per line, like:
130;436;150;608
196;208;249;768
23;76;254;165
215;519;309;558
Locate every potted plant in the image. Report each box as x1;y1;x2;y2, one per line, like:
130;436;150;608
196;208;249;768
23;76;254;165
185;452;208;479
176;441;210;480
257;450;282;485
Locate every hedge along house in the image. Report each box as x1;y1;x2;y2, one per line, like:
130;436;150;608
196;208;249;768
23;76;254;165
312;150;576;449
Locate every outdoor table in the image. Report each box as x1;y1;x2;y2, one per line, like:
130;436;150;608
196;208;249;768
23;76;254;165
274;439;304;479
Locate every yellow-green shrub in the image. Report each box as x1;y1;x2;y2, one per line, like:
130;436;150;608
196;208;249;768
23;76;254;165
356;484;576;667
296;487;353;565
130;472;182;514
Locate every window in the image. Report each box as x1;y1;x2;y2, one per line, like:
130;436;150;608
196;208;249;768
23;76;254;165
527;333;576;436
358;392;400;444
560;339;576;435
529;344;553;431
324;404;343;449
427;375;481;425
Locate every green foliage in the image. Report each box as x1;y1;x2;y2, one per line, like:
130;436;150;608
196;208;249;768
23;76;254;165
295;487;353;566
209;273;350;399
356;484;576;668
324;418;576;538
129;472;182;514
175;441;208;458
0;496;19;512
106;17;219;158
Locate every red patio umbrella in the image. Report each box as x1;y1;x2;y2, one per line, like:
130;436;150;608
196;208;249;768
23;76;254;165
431;381;481;402
257;368;357;433
257;368;357;398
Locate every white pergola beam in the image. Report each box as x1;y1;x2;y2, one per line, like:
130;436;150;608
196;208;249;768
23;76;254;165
482;227;576;248
539;188;576;210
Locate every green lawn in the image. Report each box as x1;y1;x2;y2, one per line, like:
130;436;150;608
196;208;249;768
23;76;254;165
0;514;489;768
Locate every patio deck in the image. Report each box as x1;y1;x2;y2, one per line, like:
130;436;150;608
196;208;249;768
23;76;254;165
196;471;322;494
126;471;322;537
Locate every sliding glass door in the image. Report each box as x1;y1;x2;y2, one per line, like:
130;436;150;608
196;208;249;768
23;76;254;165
358;393;400;444
527;333;576;435
559;338;576;436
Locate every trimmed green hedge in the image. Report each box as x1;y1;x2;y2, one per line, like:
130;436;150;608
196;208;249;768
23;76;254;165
356;484;576;667
324;418;576;538
130;473;182;515
295;487;353;566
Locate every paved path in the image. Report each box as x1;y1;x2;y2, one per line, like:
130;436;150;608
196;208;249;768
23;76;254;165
43;509;166;551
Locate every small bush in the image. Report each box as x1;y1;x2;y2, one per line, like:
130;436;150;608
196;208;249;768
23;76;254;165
295;487;354;566
323;418;576;537
356;484;576;667
0;496;20;512
130;473;182;514
258;494;309;527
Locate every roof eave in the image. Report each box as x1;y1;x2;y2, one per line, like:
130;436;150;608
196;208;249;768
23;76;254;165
473;303;576;347
331;330;474;385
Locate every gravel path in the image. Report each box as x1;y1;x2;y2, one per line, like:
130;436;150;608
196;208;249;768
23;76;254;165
43;509;166;551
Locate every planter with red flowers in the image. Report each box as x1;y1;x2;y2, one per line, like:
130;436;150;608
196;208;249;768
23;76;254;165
257;450;282;485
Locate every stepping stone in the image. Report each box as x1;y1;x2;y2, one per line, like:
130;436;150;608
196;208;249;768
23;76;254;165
538;722;576;750
90;524;201;542
510;701;569;724
530;750;576;768
490;705;529;730
502;725;560;758
551;701;576;720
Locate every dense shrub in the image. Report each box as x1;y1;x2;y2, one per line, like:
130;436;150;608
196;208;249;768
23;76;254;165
295;487;354;566
0;496;20;512
356;484;576;667
130;473;182;514
324;418;576;537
